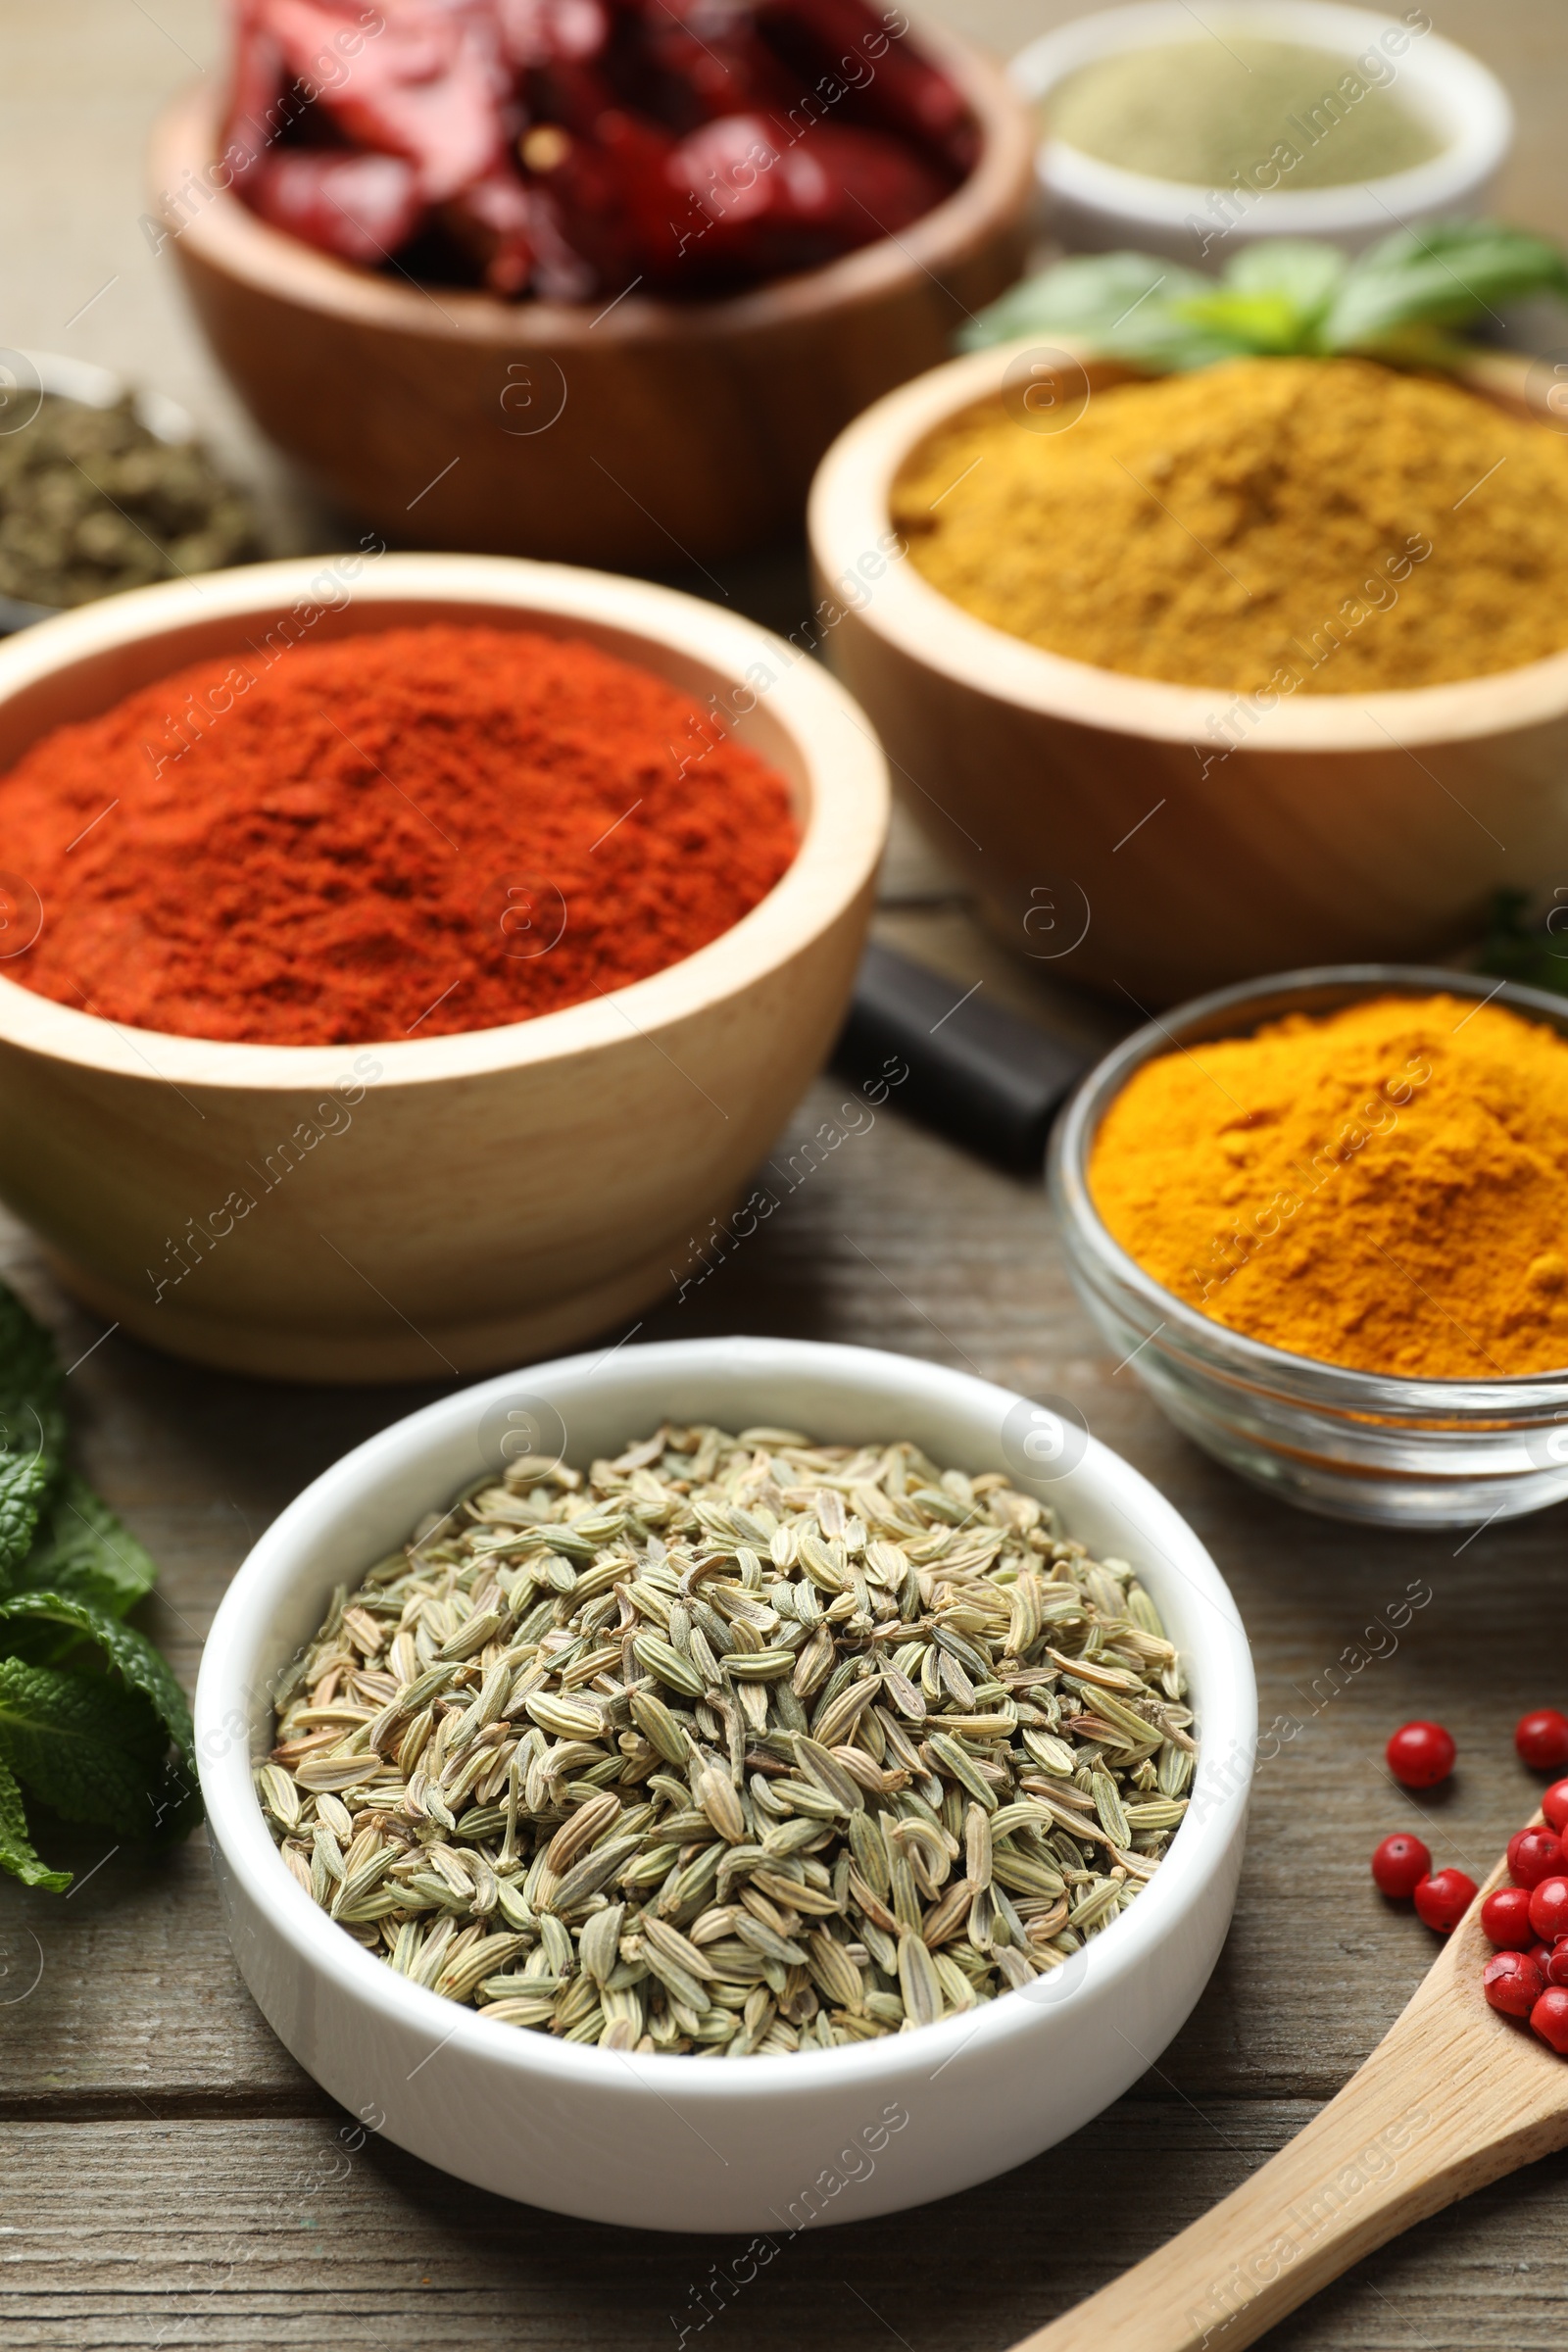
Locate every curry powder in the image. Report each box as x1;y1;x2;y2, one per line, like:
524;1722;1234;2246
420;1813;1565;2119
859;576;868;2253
894;357;1568;692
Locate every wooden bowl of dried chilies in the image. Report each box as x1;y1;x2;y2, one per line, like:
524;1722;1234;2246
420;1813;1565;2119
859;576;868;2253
146;0;1036;566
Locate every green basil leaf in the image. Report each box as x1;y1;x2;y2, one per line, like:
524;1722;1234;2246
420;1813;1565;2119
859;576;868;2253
1168;286;1315;355
1164;243;1348;358
959;226;1568;375
0;1451;51;1590
1323;221;1568;352
17;1476;159;1619
0;1746;71;1891
958;251;1218;367
0;1655;167;1838
1222;238;1347;317
0;1281;66;1475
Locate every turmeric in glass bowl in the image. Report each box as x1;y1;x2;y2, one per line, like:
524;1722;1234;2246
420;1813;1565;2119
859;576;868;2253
1087;993;1568;1379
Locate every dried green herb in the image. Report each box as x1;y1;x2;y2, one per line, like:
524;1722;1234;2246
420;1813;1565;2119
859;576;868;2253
264;1423;1193;2057
0;393;262;614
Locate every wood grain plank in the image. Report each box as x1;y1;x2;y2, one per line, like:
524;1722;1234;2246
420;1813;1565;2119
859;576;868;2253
1;2105;1565;2350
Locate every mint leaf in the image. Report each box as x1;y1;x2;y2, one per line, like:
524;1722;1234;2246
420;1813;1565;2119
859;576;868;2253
0;1590;201;1842
1476;888;1568;999
1323;222;1568;353
18;1477;159;1619
0;1288;199;1870
0;1748;70;1891
0;1451;50;1589
0;1655;167;1838
0;1592;193;1763
0;1281;66;1476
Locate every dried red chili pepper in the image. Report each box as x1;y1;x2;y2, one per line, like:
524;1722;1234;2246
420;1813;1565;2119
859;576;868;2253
499;0;609;72
633;0;800;133
271;0;513;201
666;113;945;279
248;149;427;262
222;0;974;296
224;0;289;186
760;0;974;173
526;107;687;285
440;163;536;292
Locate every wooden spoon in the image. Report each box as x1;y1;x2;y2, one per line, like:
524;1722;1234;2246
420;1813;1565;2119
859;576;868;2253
1009;1836;1568;2352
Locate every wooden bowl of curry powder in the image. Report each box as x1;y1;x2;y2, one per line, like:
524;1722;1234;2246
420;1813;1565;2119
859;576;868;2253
808;338;1568;1004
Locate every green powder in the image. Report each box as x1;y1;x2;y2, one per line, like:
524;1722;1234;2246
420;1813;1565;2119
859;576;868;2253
1048;36;1444;189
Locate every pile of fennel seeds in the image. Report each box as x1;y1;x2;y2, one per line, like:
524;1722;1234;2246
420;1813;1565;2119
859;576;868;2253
259;1423;1196;2058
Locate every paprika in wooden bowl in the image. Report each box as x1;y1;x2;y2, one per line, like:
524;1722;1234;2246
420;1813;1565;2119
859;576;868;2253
0;554;888;1381
144;14;1035;568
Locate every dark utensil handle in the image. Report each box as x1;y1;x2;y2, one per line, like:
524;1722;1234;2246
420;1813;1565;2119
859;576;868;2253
833;942;1093;1173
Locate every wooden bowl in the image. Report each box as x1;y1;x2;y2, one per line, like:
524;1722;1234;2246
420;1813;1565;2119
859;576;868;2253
146;34;1035;569
0;556;887;1382
807;338;1568;1005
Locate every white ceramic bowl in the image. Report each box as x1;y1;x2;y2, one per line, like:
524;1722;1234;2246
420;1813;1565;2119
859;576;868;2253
196;1336;1255;2232
1010;0;1512;264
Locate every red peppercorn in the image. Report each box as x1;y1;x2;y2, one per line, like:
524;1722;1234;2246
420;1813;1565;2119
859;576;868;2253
1385;1720;1455;1788
1412;1868;1477;1934
1544;1781;1568;1835
1482;1886;1537;1949
1371;1832;1431;1899
1545;1944;1568;1988
1507;1828;1564;1888
1484;1950;1545;2018
1529;1941;1556;1976
1532;1986;1568;2053
1516;1710;1568;1771
1531;1877;1568;1942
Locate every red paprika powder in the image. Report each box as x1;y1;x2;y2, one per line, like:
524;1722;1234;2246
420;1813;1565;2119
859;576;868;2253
0;622;799;1047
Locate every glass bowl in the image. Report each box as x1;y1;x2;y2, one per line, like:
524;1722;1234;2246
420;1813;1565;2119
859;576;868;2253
1048;965;1568;1528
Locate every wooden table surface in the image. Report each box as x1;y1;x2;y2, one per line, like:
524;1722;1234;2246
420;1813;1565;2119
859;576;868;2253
3;2;1568;2345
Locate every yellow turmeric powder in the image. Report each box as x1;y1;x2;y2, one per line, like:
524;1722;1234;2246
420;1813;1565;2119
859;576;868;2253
892;357;1568;692
1088;994;1568;1378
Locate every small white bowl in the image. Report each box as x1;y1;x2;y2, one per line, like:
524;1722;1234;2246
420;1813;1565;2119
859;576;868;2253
1010;0;1512;264
196;1336;1254;2232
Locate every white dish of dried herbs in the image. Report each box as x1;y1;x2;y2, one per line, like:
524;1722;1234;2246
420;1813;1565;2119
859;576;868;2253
261;1424;1197;2060
198;1338;1254;2230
